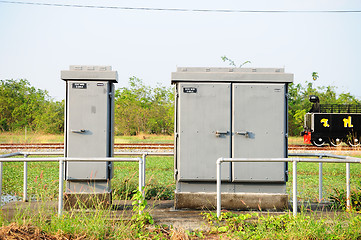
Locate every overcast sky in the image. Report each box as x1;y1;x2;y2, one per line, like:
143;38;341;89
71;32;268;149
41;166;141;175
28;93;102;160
0;0;360;100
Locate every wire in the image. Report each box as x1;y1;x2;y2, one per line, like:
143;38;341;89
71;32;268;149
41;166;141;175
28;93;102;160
0;0;361;13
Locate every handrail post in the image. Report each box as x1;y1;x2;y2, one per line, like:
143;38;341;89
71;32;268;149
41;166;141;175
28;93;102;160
138;157;144;214
318;156;323;203
216;158;222;218
139;157;144;195
142;153;147;194
23;154;28;202
346;162;351;211
58;158;64;217
293;159;297;216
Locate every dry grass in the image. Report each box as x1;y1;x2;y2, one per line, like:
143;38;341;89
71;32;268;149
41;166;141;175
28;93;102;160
0;132;174;144
114;133;173;143
0;132;63;144
0;223;87;240
288;136;304;145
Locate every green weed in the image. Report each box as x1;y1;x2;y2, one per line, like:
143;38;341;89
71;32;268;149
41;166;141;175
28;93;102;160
330;180;361;211
203;211;361;239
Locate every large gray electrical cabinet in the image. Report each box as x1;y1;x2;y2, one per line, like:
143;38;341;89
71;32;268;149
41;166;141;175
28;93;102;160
172;67;293;210
61;65;117;206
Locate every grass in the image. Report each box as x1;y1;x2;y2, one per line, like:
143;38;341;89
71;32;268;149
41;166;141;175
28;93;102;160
287;159;361;202
1;133;361;238
0;164;360;238
0;195;172;239
1;200;361;239
288;136;305;145
3;154;361;205
114;133;173;144
0;132;173;144
0;132;64;143
203;211;361;239
1;156;175;201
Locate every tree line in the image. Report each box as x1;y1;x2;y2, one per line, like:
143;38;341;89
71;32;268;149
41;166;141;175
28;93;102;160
1;77;360;136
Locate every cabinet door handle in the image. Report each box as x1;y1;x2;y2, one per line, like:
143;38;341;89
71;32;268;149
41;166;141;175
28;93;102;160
71;129;86;133
236;131;249;138
215;131;228;137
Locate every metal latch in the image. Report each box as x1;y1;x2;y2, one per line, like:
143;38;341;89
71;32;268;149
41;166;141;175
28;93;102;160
71;129;86;133
215;131;228;137
236;131;249;138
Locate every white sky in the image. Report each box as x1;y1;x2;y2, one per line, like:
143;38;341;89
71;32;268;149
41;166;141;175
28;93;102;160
0;0;360;100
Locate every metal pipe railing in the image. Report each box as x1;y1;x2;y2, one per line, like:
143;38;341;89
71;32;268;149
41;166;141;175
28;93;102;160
289;152;353;204
0;154;143;216
216;156;361;218
0;151;174;216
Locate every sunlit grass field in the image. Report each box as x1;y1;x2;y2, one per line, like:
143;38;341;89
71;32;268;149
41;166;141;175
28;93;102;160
1;133;360;202
1;133;361;238
0;132;173;144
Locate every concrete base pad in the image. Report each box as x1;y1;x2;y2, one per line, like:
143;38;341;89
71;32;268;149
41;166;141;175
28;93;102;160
175;192;288;210
64;193;111;210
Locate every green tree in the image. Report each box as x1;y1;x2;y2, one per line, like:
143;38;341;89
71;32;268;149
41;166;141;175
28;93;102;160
0;79;64;133
114;77;174;135
33;100;64;133
147;83;174;134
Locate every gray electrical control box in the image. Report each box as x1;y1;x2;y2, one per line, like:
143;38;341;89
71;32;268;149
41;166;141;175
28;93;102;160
61;65;117;205
172;67;293;210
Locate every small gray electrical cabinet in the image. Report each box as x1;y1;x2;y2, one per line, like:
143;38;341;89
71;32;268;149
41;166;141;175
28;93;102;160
61;65;117;199
172;67;293;210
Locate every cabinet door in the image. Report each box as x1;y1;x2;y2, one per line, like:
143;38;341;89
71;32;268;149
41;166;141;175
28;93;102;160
232;83;287;182
66;81;110;180
177;83;231;181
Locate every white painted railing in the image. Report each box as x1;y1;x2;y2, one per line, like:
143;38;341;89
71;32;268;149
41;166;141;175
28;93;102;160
216;154;361;218
0;151;173;216
2;150;358;218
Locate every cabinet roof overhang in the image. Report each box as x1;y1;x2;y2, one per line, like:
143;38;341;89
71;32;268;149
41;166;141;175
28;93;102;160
61;65;118;83
171;67;293;84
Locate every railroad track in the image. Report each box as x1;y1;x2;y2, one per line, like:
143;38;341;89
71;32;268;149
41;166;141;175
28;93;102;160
0;143;174;150
288;144;361;151
1;143;361;152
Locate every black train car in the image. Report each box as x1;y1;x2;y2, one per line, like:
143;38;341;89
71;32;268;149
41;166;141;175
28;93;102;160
302;95;361;147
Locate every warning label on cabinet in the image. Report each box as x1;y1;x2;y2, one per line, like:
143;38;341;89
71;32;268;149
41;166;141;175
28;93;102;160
183;87;197;93
72;83;87;89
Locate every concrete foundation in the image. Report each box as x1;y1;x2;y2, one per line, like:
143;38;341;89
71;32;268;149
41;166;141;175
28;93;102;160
64;193;111;210
175;192;288;210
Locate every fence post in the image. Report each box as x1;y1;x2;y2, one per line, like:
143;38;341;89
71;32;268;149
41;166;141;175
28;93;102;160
23;154;28;202
139;157;144;195
216;158;222;218
293;159;297;216
138;157;144;214
318;156;323;202
142;153;147;193
346;162;351;211
58;158;64;217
